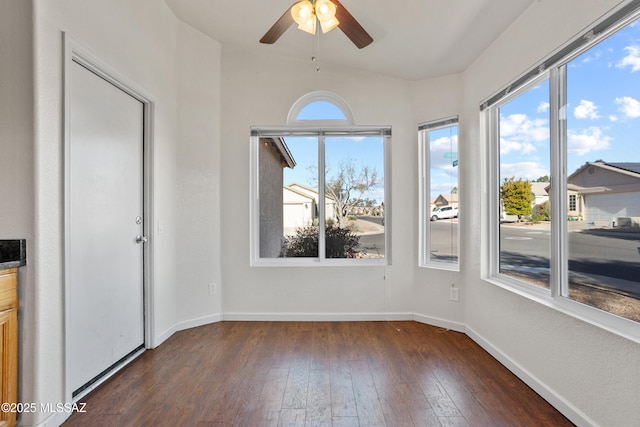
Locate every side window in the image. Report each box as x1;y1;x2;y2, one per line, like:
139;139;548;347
497;78;551;289
419;118;459;269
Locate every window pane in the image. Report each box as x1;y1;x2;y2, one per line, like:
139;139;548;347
325;136;385;258
296;101;346;120
498;79;551;288
565;19;640;322
259;136;319;258
428;125;459;264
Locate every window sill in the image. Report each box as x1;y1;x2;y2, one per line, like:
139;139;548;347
418;261;460;272
251;258;389;268
483;274;640;345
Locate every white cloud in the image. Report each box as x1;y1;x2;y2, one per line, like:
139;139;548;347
582;50;602;64
500;162;549;181
615;96;640;118
429;135;459;183
609;115;619;122
567;126;611;156
617;45;640;72
537;102;550;113
500;114;548;141
499;113;548;156
430;135;458;152
573;100;600;119
500;138;536;155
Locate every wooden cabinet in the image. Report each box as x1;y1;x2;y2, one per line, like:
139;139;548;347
0;268;17;427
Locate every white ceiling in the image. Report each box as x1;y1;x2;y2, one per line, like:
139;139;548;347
163;0;535;81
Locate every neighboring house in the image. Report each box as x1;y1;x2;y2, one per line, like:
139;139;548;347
345;204;384;217
567;161;640;226
531;182;550;213
432;193;458;211
283;185;315;234
285;182;338;227
259;137;295;257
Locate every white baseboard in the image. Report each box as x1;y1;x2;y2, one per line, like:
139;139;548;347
465;326;597;427
413;313;466;333
154;323;177;348
176;313;223;331
221;312;414;322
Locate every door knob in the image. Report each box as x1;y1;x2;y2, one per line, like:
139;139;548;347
135;235;148;244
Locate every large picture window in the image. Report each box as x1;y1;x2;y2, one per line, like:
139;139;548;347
252;128;389;265
487;4;640;337
419;117;460;269
498;78;551;289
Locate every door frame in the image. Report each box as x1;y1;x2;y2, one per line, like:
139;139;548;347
62;33;155;403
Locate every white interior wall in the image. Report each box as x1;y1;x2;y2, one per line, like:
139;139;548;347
31;1;223;425
176;21;223;328
462;1;640;426
220;47;415;318
0;1;36;425
410;74;466;329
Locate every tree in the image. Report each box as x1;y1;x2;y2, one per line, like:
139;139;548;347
500;177;534;221
326;161;380;226
531;200;550;223
534;175;550;182
352;198;377;207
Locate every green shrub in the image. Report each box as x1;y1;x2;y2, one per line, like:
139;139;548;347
282;225;360;258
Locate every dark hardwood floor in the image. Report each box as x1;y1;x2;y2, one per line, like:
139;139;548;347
63;321;573;426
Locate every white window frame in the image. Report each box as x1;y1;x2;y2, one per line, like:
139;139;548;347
484;2;640;343
287;91;355;126
251;127;391;267
251;91;391;267
252;91;391;266
418;116;460;271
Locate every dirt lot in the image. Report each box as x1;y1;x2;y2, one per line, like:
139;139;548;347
504;270;640;322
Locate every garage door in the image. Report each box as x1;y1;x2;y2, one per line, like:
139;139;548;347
585;192;640;222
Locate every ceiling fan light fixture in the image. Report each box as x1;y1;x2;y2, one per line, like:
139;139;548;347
315;0;339;33
261;0;371;48
297;17;317;35
319;16;339;33
291;1;314;26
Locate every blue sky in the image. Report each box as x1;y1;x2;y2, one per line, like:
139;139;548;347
283;135;385;204
500;19;640;180
282;97;386;204
428;125;458;198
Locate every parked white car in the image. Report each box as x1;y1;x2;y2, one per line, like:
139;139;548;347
430;206;458;221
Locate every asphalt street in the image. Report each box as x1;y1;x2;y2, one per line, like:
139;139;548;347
357;217;640;294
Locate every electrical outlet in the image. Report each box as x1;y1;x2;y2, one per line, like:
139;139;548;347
209;282;217;295
450;287;459;302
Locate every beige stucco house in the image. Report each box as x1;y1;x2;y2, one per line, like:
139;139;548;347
285;183;338;228
567;161;640;226
431;193;458;211
259;137;295;257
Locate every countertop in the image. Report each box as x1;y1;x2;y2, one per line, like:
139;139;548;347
0;240;27;269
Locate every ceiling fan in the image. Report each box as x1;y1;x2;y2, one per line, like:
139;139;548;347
260;0;373;49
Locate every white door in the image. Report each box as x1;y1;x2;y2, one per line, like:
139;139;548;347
68;60;145;396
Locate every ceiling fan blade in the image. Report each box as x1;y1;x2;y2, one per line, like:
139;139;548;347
260;4;296;44
333;0;373;49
